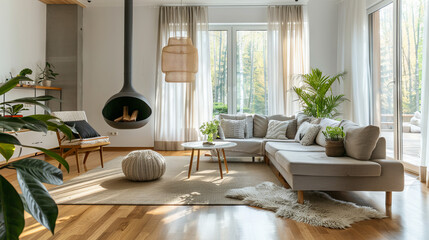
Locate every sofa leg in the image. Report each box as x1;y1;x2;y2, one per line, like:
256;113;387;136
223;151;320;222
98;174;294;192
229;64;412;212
297;191;304;204
264;155;269;165
252;157;255;162
386;191;392;206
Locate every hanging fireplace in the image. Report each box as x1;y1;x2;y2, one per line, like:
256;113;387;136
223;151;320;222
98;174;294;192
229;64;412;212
102;0;152;129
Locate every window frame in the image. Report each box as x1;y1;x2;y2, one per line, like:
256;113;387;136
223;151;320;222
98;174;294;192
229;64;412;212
209;24;268;115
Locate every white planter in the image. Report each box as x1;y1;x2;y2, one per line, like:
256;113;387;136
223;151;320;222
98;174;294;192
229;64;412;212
42;80;52;87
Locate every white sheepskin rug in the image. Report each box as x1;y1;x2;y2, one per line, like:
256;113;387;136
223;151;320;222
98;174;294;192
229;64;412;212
225;182;386;229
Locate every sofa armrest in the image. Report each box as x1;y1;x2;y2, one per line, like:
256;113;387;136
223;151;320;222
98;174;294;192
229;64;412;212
372;159;404;191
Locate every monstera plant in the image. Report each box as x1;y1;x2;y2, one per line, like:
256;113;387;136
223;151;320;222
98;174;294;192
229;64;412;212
0;73;73;240
293;68;348;118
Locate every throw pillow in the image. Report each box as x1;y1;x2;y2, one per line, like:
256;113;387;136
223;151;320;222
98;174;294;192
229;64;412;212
340;120;380;160
220;119;246;139
315;118;341;147
295;121;321;146
253;114;294;138
219;114;253;138
265;120;289;140
285;119;298;139
64;120;101;139
296;112;311;128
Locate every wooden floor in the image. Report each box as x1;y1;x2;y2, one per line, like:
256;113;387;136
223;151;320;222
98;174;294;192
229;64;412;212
1;150;428;240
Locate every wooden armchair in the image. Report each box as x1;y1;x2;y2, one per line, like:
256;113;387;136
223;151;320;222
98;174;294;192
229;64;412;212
52;111;110;173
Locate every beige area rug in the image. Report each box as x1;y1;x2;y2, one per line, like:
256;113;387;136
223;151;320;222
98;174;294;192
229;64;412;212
49;156;280;205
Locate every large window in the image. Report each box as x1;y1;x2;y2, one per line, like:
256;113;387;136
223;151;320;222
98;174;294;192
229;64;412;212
210;26;267;116
369;0;427;171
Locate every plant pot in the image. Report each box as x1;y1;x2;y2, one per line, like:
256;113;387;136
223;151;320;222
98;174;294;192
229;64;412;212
325;140;345;157
41;80;52;87
4;115;23;118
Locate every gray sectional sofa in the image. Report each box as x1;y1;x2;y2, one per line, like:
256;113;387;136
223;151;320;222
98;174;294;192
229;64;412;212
215;113;404;205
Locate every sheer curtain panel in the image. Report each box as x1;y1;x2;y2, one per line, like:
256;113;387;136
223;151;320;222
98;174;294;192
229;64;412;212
154;6;212;150
337;0;371;125
267;5;310;116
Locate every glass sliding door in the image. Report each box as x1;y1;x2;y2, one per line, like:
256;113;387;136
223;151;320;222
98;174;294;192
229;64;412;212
370;3;395;159
369;0;427;171
400;0;425;167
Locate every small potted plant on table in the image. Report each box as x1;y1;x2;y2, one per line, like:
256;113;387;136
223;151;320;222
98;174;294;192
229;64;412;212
200;119;219;145
1;104;29;118
38;62;59;87
322;126;346;157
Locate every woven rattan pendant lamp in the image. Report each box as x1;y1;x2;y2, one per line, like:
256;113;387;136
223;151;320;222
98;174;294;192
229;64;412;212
162;37;198;82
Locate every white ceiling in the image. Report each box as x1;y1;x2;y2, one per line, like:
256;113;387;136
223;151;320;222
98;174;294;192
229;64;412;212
82;0;308;7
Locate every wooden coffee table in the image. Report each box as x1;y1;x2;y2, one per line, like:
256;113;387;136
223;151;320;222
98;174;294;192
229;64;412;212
181;141;237;179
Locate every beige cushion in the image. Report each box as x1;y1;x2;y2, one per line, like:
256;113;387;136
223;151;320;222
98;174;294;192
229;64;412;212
265;120;289;140
61;136;110;147
295;122;321;146
253;114;294;138
296;112;311;128
219;114;253;138
340;120;380;160
265;142;325;156
274;151;382;177
370;137;386;159
220;119;246;139
315;118;341;147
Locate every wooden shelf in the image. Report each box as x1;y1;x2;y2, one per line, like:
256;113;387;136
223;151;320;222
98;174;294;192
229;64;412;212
16;84;62;91
39;0;86;8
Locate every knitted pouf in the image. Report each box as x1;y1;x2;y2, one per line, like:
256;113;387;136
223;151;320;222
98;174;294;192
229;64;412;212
122;150;166;181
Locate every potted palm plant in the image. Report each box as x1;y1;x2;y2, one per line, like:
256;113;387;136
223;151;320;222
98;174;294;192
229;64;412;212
1;104;29;117
293;68;348;118
38;62;59;87
200;119;220;145
0;74;73;239
322;126;346;157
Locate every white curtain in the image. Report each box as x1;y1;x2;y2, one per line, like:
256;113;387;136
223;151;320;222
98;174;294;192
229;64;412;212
154;6;212;150
337;0;371;125
267;5;310;116
420;0;429;187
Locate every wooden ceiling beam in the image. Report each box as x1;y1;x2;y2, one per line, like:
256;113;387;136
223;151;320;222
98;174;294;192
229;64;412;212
39;0;86;8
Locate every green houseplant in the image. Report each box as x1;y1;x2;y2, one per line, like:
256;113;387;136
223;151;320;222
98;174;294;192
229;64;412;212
322;126;346;157
38;62;59;87
0;74;73;239
293;68;348;118
199;119;220;145
1;104;29;118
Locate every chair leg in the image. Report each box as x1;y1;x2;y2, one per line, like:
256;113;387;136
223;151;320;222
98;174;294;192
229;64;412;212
58;148;64;169
83;152;90;165
297;191;304;204
99;147;104;168
75;150;80;173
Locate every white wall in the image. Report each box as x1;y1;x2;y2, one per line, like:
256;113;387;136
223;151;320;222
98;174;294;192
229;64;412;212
0;0;46;81
83;0;340;147
82;6;158;147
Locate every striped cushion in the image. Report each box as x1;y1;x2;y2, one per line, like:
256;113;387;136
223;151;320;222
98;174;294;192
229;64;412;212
220;119;246;139
265;120;289;140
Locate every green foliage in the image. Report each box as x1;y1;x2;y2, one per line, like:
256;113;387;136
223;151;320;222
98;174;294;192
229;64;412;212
213;102;228;115
293;68;348;118
38;62;59;83
0;104;29;116
322;126;345;141
199;119;219;142
18;68;33;77
0;74;73;239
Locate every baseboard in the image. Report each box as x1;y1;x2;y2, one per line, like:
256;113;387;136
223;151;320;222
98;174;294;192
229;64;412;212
103;147;154;151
